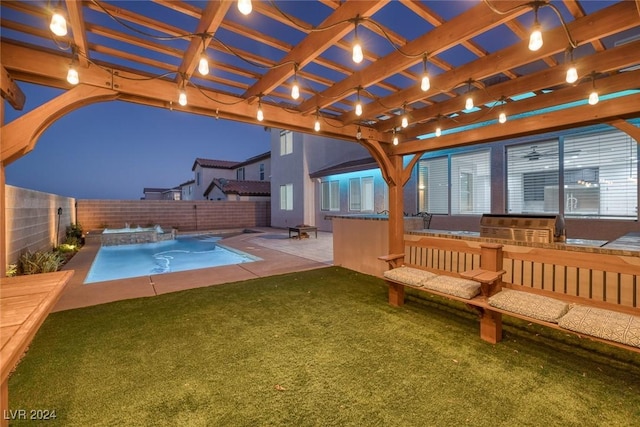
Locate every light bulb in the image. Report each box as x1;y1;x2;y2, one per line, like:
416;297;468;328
421;74;430;92
465;96;474;110
178;89;187;106
528;24;543;51
356;127;362;140
435;126;441;137
393;135;399;146
257;105;264;122
314;119;320;132
291;81;300;100
499;112;507;124
198;54;209;75
352;39;363;64
566;66;578;84
50;11;67;37
588;91;599;105
237;0;252;15
66;66;79;85
355;102;362;117
401;115;408;128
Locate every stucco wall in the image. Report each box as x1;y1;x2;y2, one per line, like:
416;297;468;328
5;185;76;265
76;199;270;232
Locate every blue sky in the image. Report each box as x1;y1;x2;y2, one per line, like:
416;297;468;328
5;83;271;200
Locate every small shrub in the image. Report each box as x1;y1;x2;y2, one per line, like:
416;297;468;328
17;250;64;275
6;264;17;277
64;235;82;247
66;223;83;240
57;243;78;253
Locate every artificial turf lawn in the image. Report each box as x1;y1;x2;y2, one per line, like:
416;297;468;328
8;266;640;426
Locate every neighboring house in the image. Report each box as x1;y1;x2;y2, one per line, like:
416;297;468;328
142;187;181;200
179;179;195;201
204;178;271;201
191;151;271;200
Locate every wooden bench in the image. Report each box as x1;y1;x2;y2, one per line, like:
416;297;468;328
380;235;640;354
288;225;317;239
1;270;74;427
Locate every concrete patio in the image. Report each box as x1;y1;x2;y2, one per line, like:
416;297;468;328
54;228;334;312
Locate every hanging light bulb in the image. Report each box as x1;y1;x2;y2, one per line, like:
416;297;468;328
50;8;67;37
257;98;264;122
198;52;209;75
314;109;321;132
66;65;79;85
464;79;474;110
178;88;187;106
565;47;578;84
392;129;399;146
498;111;507;124
401;103;408;128
435;126;442;137
237;0;252;15
291;65;300;100
356;126;362;140
420;54;431;92
355;87;363;116
528;5;543;51
588;73;599;105
352;18;363;64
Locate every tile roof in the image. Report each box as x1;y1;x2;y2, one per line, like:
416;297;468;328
192;157;241;171
204;179;271;198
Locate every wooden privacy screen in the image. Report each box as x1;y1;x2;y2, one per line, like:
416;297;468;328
403;235;640;312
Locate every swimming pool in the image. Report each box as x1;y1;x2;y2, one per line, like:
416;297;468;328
84;235;260;284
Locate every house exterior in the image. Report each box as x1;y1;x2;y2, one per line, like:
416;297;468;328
270;121;639;239
142;187;181;200
204;178;271;201
191;152;271;200
179;179;195;201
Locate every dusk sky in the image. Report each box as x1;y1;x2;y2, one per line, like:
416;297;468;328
5;82;271;200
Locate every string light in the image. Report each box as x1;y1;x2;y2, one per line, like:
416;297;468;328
528;3;543;51
435;115;442;137
237;0;252;16
565;47;578;84
421;54;430;92
50;7;67;37
588;72;599;105
356;126;362;140
291;64;300;100
401;103;408;128
352;18;364;64
314;109;321;132
257;97;264;121
498;96;507;123
67;48;79;85
178;84;187;106
355;87;363;116
392;129;399;146
198;37;209;75
464;79;474;110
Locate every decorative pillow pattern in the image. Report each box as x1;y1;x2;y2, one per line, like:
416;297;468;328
558;305;640;348
488;289;570;323
422;275;481;299
383;266;438;287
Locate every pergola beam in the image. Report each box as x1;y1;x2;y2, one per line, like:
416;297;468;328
65;0;89;66
0;65;25;110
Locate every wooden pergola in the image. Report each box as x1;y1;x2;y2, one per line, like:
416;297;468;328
1;0;640;276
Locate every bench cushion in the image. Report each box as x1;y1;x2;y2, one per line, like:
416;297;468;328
488;289;570;323
558;305;640;349
422;275;481;299
383;266;438;287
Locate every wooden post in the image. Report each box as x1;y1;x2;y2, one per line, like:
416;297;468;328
387;154;405;305
479;243;504;343
0;98;5;278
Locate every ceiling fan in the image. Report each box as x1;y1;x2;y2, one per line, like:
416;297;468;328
522;146;581;161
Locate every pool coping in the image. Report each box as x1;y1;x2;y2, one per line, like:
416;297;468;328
54;228;333;312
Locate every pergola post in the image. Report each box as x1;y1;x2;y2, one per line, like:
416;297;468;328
0;100;5;277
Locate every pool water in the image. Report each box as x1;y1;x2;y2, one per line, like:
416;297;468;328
84;235;260;284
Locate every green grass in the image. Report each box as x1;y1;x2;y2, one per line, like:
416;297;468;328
9;267;640;426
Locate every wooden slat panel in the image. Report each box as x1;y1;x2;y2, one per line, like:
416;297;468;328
590;270;605;303
620;275;635;308
604;271;619;305
578;267;592;299
566;267;578;297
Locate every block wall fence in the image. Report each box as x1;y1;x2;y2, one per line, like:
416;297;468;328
76;199;271;233
4;186;271;267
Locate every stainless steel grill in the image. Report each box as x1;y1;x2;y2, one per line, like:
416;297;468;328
480;214;566;243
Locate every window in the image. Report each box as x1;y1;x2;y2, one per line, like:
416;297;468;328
349;177;374;212
236;167;245;181
564;131;637;219
196;171;200;186
259;163;265;181
451;150;491;214
321;180;340;211
280;130;293;155
280;183;293;211
507;140;560;214
417;157;448;214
